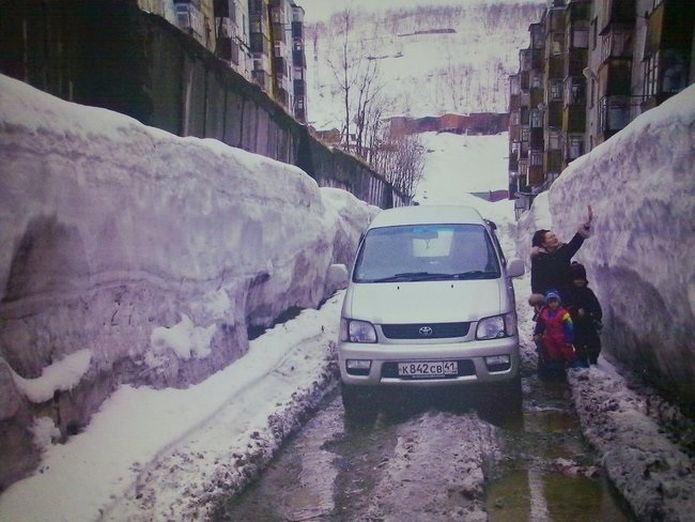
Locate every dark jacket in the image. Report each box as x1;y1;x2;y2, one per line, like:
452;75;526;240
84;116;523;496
566;285;602;333
530;233;586;301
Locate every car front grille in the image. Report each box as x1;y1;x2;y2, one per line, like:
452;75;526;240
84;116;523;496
381;322;470;339
381;360;476;379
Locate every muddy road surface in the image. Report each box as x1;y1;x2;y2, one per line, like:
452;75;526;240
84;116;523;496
211;374;634;521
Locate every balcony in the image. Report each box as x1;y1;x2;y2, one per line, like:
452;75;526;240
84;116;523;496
565;48;588;77
292;50;305;67
601;29;633;63
599;95;641;139
564;76;586;106
599;0;635;35
562;105;586;133
293;79;306;96
273;56;288;77
252;70;270;91
598;59;632;97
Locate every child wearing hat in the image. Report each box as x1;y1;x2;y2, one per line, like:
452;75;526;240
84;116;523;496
566;262;603;366
533;289;576;377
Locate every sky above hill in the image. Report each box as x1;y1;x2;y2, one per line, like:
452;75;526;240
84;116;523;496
295;0;535;22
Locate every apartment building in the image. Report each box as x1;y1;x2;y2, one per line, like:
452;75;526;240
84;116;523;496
173;0;215;51
509;0;694;215
269;0;294;111
249;0;273;93
291;3;308;122
138;0;308;120
214;0;252;80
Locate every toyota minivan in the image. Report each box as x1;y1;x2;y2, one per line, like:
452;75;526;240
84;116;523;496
338;205;525;413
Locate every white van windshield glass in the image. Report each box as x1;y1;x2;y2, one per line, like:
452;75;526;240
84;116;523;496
353;224;500;283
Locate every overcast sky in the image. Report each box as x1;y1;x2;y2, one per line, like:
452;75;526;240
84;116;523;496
295;0;533;23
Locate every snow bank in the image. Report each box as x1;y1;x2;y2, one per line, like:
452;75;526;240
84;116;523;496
10;350;92;404
0;73;375;489
515;86;695;406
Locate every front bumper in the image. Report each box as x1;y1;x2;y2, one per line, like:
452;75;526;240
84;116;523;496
338;336;520;387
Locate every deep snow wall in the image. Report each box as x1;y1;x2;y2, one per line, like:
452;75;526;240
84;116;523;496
517;86;695;412
0;74;377;489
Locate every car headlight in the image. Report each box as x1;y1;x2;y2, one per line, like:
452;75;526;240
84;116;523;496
340;318;377;343
476;313;516;340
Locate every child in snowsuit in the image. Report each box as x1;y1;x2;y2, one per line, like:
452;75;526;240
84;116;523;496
534;289;576;378
566;262;603;366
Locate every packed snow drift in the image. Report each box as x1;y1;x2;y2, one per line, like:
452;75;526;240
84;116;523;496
0;73;377;489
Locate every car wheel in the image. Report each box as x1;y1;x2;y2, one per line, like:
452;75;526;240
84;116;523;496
494;374;523;411
341;383;377;420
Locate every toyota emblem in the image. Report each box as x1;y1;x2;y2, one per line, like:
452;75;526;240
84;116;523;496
419;326;433;337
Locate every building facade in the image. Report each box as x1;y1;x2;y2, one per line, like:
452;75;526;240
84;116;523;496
508;0;694;216
213;0;252;80
137;0;307;121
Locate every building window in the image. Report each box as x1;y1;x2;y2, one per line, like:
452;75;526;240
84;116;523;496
530;151;543;166
531;71;543;89
591;17;597;49
565;78;586;104
571;27;589;49
551;33;563;55
662;49;689;95
546;130;561;150
511;111;520;125
644;51;659;97
550;80;562;101
521;127;529;142
530;109;543;128
567;135;584;160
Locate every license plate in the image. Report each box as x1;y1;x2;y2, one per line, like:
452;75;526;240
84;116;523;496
397;361;458;378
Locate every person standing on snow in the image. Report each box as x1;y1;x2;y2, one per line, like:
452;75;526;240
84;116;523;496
530;205;594;303
566;262;603;366
533;289;576;377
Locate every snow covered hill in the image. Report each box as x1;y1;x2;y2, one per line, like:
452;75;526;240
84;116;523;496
297;0;546;129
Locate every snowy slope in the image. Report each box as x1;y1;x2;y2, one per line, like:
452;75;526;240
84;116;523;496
297;0;546;128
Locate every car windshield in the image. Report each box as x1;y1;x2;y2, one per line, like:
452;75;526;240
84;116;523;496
353;224;500;283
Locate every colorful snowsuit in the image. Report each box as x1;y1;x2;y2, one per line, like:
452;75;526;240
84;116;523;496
534;306;575;364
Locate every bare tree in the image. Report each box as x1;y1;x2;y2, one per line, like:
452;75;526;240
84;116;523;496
371;129;425;198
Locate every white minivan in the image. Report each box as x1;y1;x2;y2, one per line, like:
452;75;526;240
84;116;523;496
338;205;525;413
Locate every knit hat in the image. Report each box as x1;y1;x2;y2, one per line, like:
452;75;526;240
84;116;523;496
570;261;587;282
544;289;561;303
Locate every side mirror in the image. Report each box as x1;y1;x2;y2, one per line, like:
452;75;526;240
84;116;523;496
506;258;525;278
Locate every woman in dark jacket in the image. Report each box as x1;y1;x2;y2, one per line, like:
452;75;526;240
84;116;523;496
530;206;593;302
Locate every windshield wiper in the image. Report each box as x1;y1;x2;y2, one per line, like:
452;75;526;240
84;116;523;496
451;270;498;280
371;272;453;282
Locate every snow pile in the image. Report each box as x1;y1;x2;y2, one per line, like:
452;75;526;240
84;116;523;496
9;350;92;404
569;365;695;520
0;73;375;489
0;294;344;522
415;132;510;197
515;86;695;406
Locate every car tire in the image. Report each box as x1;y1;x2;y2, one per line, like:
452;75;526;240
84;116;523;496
495;374;523;411
341;383;377;420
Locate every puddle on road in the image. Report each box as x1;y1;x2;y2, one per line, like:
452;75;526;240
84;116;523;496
213;376;634;521
484;374;634;521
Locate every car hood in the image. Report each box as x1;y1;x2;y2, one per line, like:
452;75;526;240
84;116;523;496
343;279;504;324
